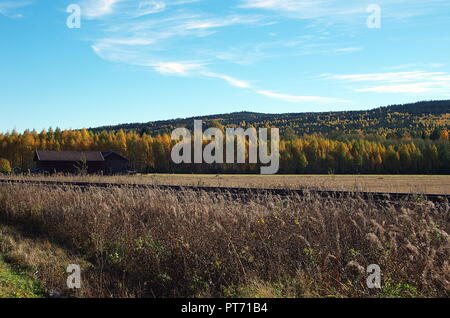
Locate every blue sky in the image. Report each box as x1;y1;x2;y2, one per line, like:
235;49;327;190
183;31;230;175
1;0;450;132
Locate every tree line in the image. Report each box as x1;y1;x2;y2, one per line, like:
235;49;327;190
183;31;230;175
0;127;448;174
91;100;450;140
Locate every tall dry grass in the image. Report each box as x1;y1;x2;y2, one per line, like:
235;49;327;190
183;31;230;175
0;183;448;297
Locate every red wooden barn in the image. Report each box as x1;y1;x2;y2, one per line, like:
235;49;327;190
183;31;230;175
33;150;129;174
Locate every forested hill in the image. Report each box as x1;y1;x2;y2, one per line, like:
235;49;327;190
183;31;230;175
1;101;448;174
90;100;450;139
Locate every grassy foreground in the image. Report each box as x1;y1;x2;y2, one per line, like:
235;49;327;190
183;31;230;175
0;255;43;298
0;183;448;298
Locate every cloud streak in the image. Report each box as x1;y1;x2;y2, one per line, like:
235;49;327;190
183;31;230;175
83;1;348;104
257;90;349;103
81;0;123;19
329;71;450;94
239;0;450;20
0;0;32;18
153;61;204;76
135;0;166;17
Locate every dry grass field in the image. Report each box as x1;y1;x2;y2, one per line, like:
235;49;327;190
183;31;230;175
0;182;448;298
1;174;449;194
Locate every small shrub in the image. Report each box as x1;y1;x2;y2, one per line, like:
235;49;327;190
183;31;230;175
0;158;12;174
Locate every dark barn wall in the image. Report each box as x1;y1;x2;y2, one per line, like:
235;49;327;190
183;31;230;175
104;153;129;174
37;161;106;174
105;160;128;174
34;151;130;175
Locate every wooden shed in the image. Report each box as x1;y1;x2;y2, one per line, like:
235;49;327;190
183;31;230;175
34;150;129;175
102;151;130;174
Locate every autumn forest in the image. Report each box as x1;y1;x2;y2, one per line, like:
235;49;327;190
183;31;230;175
0;100;449;175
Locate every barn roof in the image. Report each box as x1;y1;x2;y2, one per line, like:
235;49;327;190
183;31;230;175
102;151;129;162
35;150;105;162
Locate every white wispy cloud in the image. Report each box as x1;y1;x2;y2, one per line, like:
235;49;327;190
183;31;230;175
356;83;436;93
332;47;362;54
99;38;155;45
85;1;348;104
239;0;450;20
91;40;206;76
0;0;32;18
239;0;366;19
385;63;446;70
330;71;450;83
329;70;450;94
102;12;265;44
201;71;252;88
181;15;262;30
212;47;267;65
152;61;204;75
257;90;349;103
199;73;346;103
135;0;166;17
81;0;123;19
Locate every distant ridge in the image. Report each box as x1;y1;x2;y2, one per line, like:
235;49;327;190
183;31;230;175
89;100;450;138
